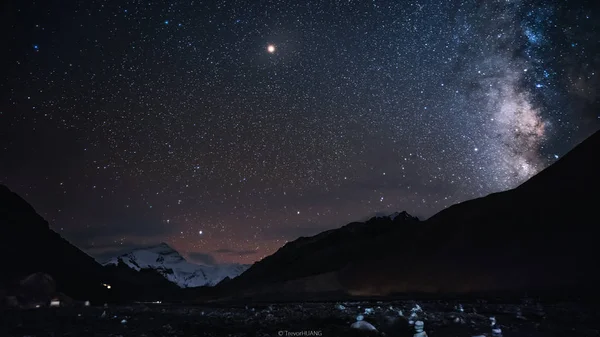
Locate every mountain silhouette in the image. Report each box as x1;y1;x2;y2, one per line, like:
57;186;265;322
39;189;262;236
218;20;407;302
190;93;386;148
220;129;600;298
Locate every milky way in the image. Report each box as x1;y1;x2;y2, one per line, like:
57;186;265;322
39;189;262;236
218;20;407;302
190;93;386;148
463;2;548;188
2;0;598;264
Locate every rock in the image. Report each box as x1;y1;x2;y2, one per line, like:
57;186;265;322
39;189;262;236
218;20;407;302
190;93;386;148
351;320;377;331
411;304;422;313
384;315;398;325
535;303;546;318
409;305;420;322
413;320;428;337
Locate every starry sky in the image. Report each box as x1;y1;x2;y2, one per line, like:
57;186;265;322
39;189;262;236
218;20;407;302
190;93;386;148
2;0;599;265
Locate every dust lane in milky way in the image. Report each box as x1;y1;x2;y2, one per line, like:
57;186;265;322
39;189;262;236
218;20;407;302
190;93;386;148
1;0;598;264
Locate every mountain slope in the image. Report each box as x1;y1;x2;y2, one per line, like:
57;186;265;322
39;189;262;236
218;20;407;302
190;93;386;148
0;185;110;301
219;212;420;296
340;129;600;295
0;185;180;302
103;243;250;287
221;129;600;298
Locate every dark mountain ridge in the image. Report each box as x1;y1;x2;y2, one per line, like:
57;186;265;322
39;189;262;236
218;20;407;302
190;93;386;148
2;129;597;302
219;129;600;298
218;211;421;296
0;185;109;301
0;185;179;303
341;129;600;295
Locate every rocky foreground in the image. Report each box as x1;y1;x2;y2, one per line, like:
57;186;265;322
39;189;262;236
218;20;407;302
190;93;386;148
0;300;598;337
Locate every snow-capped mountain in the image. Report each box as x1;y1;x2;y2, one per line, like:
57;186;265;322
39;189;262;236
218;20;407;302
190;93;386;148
102;243;250;288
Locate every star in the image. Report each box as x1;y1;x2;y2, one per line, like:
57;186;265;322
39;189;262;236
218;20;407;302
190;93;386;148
3;0;597;267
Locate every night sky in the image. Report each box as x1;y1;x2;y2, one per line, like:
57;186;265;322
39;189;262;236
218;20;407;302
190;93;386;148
2;0;598;265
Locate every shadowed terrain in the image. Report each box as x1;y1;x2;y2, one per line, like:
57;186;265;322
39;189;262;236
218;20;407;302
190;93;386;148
218;130;600;298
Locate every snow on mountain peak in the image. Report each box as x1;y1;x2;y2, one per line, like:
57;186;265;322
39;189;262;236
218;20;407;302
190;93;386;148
103;243;250;288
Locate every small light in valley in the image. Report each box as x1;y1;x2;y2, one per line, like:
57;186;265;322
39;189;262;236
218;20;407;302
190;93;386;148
199;230;203;235
267;44;276;53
